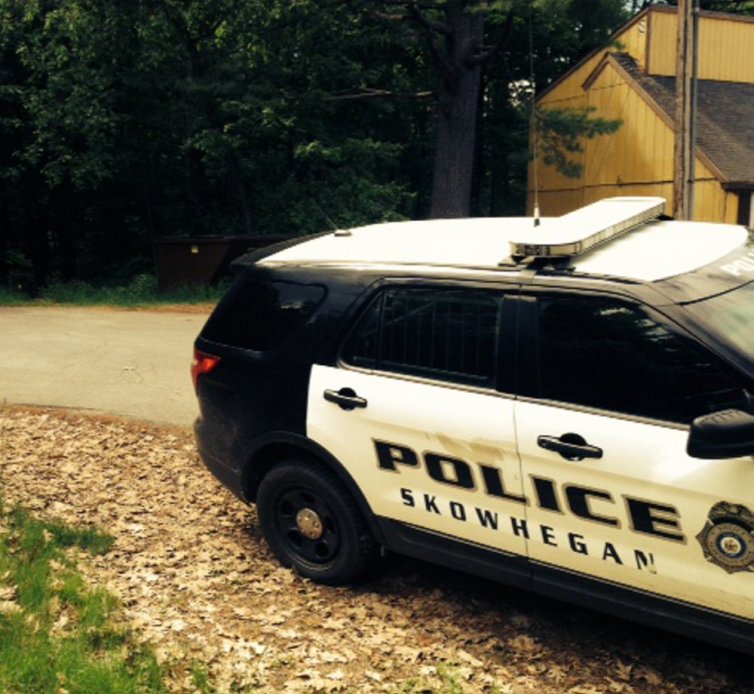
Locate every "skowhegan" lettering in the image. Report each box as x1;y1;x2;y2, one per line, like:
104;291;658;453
399;487;658;572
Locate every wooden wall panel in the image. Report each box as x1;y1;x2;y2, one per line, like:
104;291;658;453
528;62;736;222
647;8;754;81
528;189;585;217
646;10;676;76
539;64;597;105
583;66;674;186
528;7;747;223
618;13;649;71
698;17;754;82
528;182;675;217
527;186;738;224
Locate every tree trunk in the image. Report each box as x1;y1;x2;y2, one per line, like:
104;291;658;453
429;1;484;219
0;182;8;285
55;183;79;281
470;70;486;216
29;215;50;291
229;155;253;235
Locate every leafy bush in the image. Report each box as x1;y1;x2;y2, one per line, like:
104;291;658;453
0;274;226;307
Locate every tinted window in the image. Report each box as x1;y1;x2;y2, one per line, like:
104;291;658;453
685;281;754;369
203;280;326;351
537;296;747;423
343;288;499;387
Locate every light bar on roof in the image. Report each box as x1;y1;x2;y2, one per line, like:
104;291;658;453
511;197;666;259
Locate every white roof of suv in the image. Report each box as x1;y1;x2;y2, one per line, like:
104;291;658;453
263;198;748;283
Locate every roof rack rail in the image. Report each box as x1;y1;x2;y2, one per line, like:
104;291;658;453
510;196;666;261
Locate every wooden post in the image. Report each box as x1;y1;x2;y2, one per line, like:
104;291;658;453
674;0;695;220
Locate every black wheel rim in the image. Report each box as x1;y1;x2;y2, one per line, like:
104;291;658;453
274;486;341;565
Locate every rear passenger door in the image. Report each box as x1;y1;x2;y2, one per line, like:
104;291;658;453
307;283;530;563
514;291;754;621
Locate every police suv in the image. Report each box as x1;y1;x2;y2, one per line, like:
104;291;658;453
192;198;754;654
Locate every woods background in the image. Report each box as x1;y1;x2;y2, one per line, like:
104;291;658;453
0;0;750;289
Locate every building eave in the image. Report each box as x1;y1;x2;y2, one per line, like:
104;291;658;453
535;7;651;103
576;52;729;184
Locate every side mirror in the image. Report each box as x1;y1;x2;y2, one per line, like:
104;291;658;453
687;409;754;460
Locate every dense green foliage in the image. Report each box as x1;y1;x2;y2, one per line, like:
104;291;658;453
0;0;632;290
0;272;226;306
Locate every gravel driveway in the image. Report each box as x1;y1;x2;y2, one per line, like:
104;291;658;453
1;406;751;693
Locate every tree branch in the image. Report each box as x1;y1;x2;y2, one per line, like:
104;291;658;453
369;10;409;22
372;1;451;33
374;0;446;9
465;6;514;67
406;3;452;35
371;0;455;87
402;4;455;86
326;87;434;101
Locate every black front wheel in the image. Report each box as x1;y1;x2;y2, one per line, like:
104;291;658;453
257;459;378;585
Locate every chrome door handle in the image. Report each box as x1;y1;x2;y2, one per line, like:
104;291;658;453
324;388;368;411
537;433;603;461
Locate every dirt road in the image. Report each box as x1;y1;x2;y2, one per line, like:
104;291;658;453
1;406;752;693
0;306;208;426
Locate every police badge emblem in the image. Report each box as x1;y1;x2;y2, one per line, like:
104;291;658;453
697;502;754;574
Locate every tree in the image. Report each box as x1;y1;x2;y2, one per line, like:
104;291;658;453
0;0;143;284
0;0;640;287
1;0;424;286
478;0;627;214
142;0;418;234
535;107;622;179
373;0;512;218
371;0;628;218
0;0;24;286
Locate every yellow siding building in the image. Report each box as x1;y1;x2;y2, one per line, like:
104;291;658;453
530;5;754;226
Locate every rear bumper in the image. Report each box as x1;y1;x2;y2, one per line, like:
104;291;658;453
194;418;248;503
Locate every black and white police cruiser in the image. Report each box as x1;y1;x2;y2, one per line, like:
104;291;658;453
192;197;754;653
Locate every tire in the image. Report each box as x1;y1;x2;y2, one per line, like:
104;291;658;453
256;459;379;585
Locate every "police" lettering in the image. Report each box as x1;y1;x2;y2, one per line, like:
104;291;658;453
720;248;754;277
374;439;685;543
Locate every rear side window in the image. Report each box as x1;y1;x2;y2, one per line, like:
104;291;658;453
342;287;500;387
203;279;326;351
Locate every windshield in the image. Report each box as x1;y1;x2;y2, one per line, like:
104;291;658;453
685;281;754;372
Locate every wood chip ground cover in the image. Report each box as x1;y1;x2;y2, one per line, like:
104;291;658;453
0;407;751;693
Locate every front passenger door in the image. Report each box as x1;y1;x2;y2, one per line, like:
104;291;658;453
514;292;754;622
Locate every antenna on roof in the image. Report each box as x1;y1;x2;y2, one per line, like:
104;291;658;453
528;0;541;228
312;200;351;237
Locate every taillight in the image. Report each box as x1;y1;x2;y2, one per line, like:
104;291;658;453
191;348;220;391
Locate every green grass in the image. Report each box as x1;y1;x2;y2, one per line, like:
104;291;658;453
397;663;512;694
0;500;496;693
191;662;215;693
0;285;28;306
0;502;167;693
0;274;227;308
399;665;466;694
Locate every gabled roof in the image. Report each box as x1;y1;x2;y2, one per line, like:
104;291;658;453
537;5;754;103
609;53;754;186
